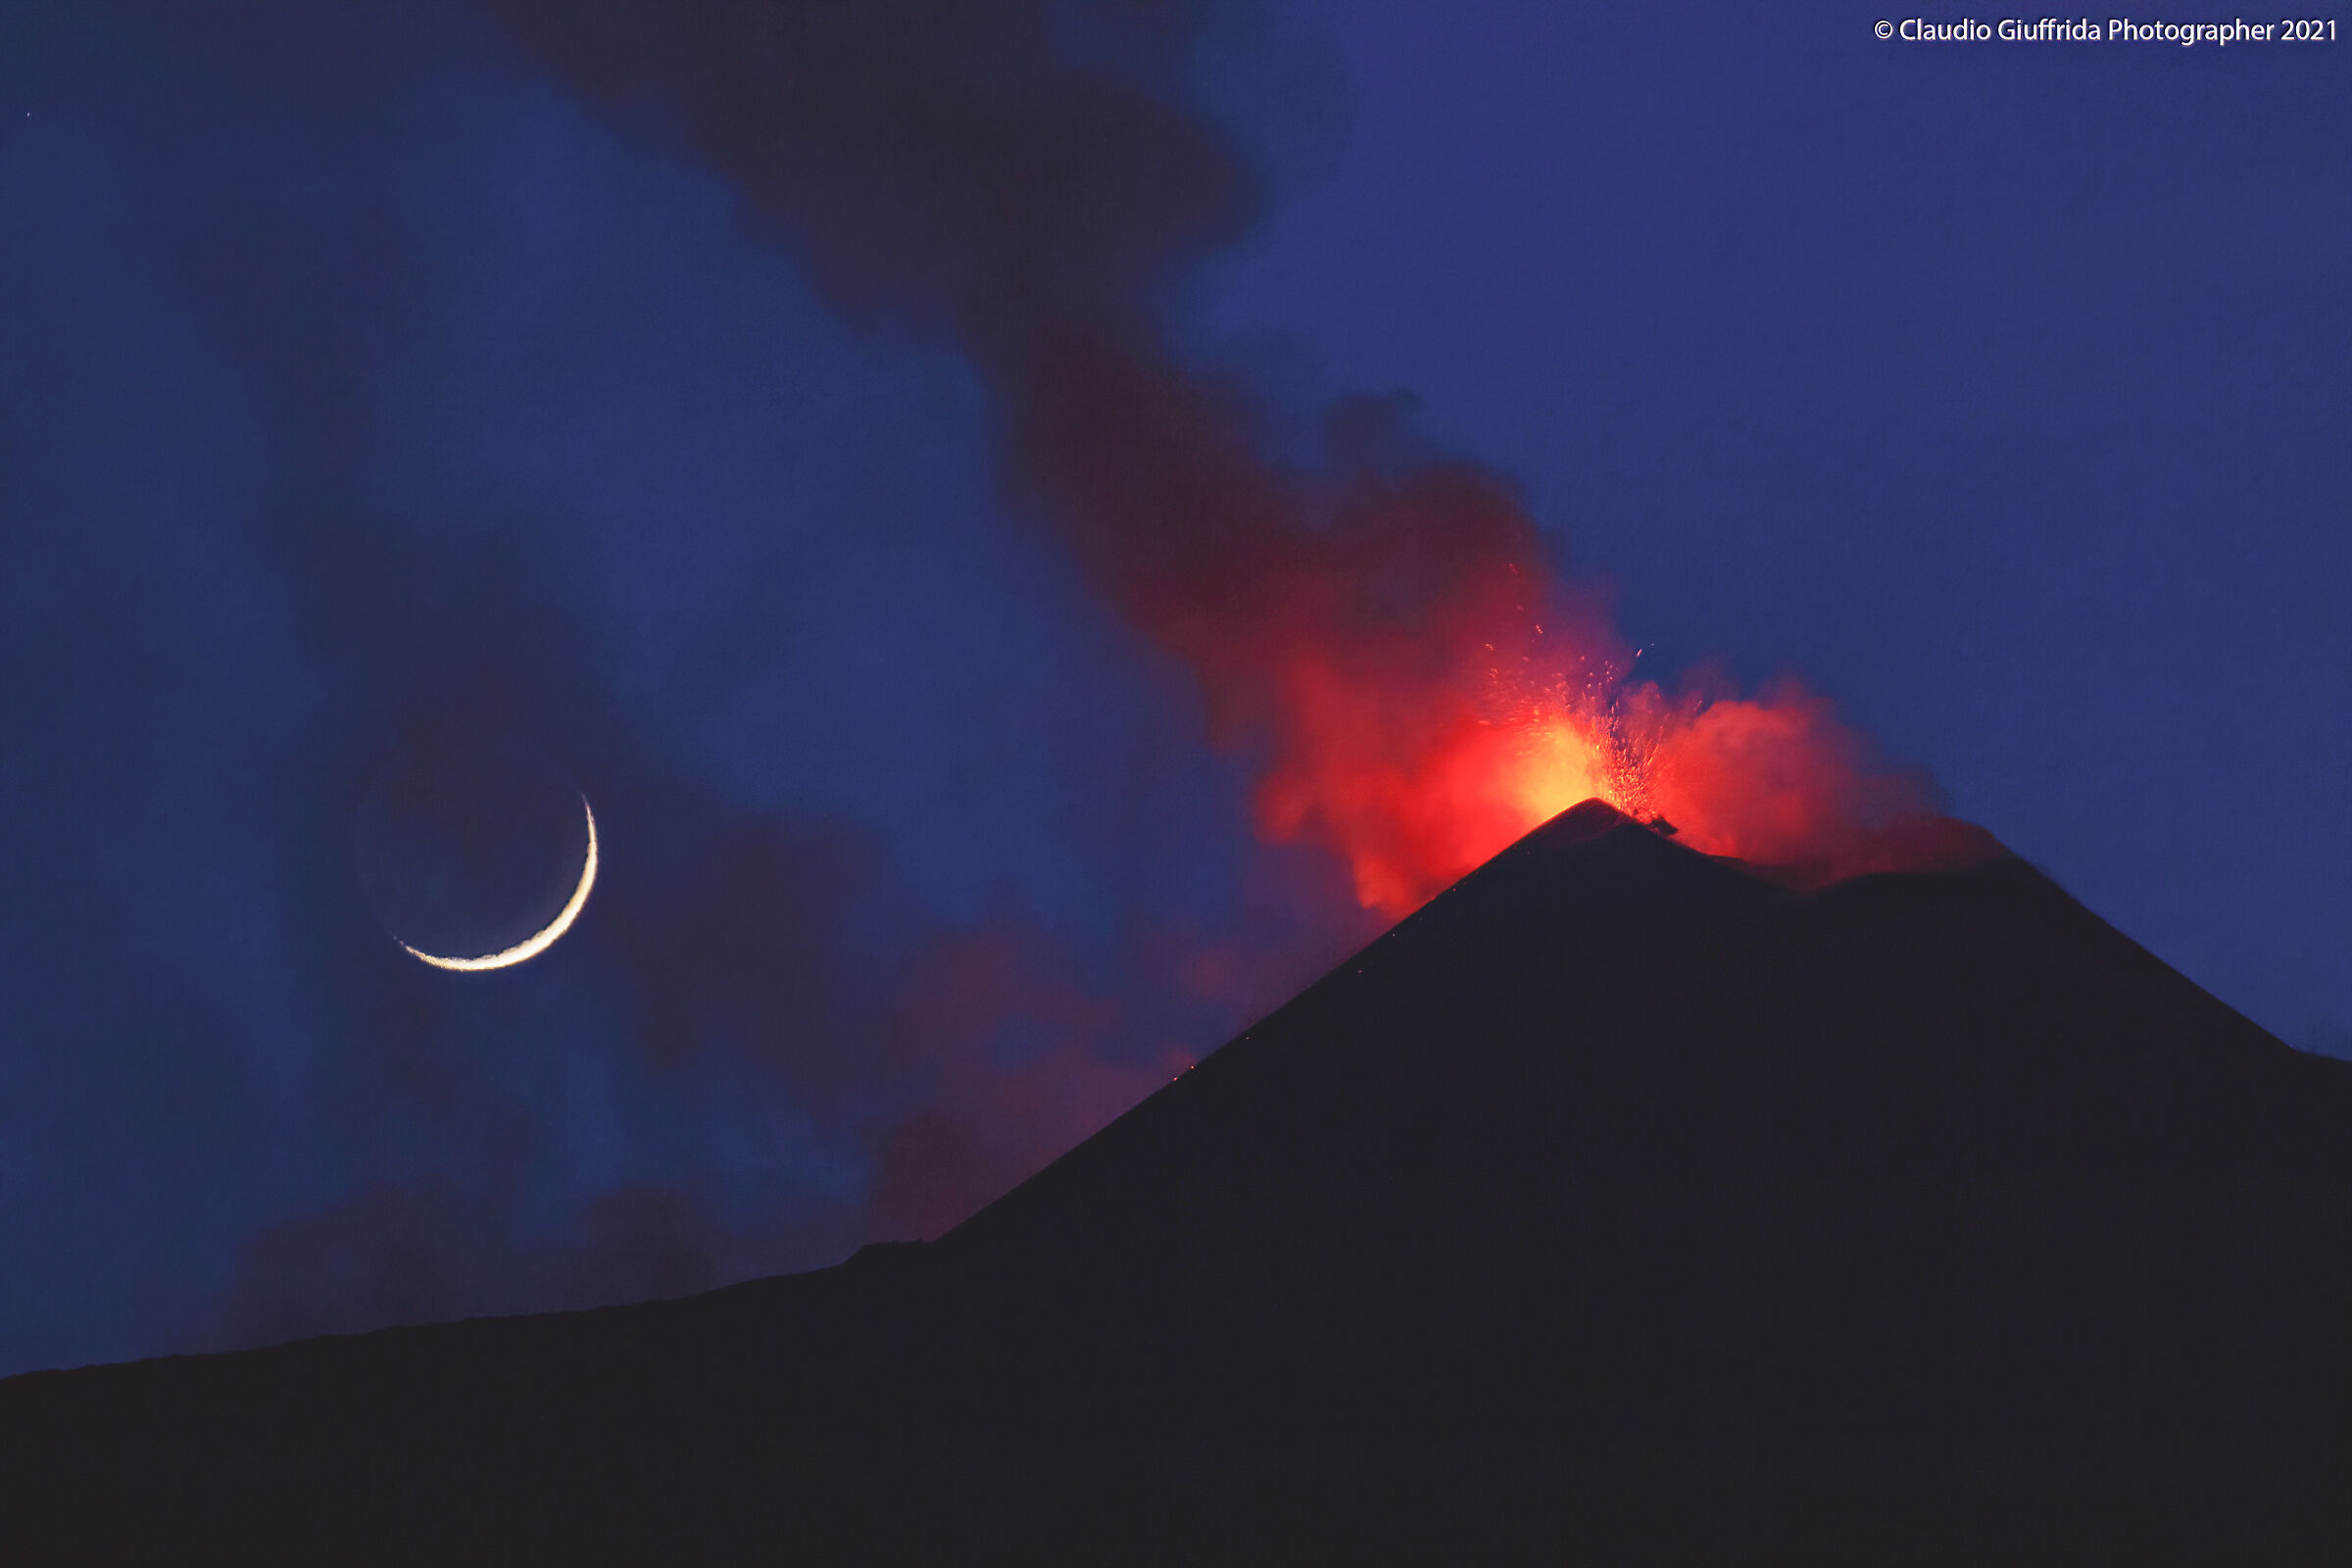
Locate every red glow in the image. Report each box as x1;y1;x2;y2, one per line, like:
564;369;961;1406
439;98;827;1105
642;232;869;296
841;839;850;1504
1251;650;1632;915
1232;556;1968;916
1012;335;1983;917
1161;489;1963;915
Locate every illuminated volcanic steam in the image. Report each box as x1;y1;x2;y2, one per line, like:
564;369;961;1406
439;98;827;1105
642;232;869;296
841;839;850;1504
1007;333;1982;917
486;0;1994;926
483;0;1987;921
448;0;2005;1266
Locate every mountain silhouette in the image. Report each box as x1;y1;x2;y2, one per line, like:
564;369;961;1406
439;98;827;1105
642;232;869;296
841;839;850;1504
7;800;2350;1559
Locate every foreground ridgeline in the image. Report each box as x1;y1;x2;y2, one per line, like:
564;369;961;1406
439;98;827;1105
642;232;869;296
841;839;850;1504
7;802;2351;1558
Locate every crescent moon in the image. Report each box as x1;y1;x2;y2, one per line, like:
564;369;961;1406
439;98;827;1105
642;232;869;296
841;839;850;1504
401;798;598;972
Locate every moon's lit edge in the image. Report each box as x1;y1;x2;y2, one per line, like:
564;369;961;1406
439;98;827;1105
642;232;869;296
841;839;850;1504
400;798;598;972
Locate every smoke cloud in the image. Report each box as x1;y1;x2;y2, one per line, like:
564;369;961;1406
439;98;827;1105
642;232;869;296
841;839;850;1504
485;0;1981;914
6;0;1989;1366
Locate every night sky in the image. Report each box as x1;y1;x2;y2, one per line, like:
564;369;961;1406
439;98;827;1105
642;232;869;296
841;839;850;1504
2;0;2343;1378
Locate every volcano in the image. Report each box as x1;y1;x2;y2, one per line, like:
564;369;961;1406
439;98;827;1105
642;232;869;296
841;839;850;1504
6;802;2350;1557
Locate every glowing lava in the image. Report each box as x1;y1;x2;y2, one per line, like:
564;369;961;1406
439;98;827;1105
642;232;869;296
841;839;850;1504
1006;335;1970;913
1254;657;1960;918
1224;552;1951;918
1248;640;1650;918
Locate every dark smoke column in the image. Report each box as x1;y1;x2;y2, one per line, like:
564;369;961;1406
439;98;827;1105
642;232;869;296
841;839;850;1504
481;0;1261;340
481;0;1553;879
483;0;1965;910
477;0;1314;638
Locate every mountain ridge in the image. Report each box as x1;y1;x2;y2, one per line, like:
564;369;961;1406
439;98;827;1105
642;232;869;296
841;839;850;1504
5;799;2349;1559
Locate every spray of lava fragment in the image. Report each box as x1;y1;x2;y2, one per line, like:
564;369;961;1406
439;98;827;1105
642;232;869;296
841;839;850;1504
994;338;1966;914
1252;634;1954;917
1247;622;1658;918
1196;519;1953;916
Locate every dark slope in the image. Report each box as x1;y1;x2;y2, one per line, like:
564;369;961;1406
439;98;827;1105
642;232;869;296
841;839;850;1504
8;802;2352;1560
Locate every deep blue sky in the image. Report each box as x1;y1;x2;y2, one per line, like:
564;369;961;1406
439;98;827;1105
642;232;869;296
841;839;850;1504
1;2;2343;1376
1205;2;2349;1058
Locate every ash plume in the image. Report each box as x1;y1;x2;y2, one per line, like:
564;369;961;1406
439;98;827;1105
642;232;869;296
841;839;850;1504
484;0;1976;909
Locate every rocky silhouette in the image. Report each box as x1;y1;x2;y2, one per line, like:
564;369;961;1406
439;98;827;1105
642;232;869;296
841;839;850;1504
5;801;2349;1559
